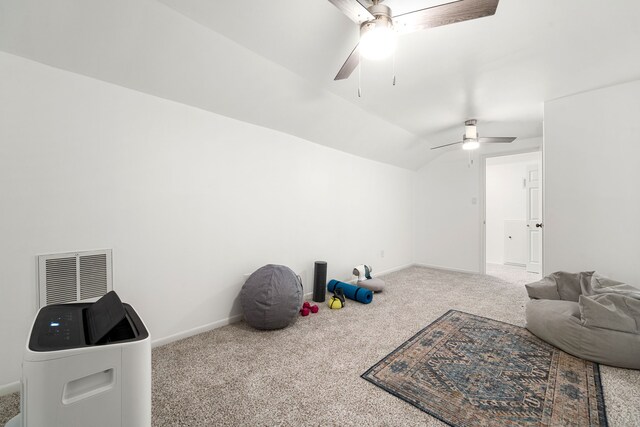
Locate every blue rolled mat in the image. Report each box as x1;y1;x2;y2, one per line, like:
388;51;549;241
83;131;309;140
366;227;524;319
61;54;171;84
327;279;373;304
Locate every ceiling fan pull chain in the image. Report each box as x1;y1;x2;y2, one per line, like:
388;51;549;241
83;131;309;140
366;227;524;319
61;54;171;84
392;50;396;86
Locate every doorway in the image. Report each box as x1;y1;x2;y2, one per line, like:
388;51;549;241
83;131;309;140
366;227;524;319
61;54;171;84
483;151;542;284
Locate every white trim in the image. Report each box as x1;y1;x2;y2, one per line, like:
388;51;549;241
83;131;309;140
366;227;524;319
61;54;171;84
414;263;478;275
372;263;415;277
341;263;415;285
151;314;243;348
479;148;543;276
504;262;526;268
152;264;418;347
479;156;487;275
0;381;20;396
1;262;417;393
541;117;546;277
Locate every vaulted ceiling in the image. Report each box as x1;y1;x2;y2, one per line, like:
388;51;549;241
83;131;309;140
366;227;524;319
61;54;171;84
1;0;639;169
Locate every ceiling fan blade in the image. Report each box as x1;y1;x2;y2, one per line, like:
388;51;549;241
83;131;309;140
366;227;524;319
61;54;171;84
334;44;360;80
393;0;499;34
431;141;463;150
327;0;374;24
478;136;516;143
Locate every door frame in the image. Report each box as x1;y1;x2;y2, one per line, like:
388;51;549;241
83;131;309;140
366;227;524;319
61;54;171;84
479;148;544;275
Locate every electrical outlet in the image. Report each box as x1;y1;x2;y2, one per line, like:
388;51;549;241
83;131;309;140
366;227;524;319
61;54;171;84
380;250;385;258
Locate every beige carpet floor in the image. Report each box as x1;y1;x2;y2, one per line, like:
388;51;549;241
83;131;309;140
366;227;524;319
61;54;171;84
486;263;541;286
1;266;639;426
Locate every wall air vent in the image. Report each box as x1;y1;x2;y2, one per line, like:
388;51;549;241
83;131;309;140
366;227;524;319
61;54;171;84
37;249;113;308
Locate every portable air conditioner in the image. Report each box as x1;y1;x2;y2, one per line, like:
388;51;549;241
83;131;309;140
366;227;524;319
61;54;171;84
5;291;150;427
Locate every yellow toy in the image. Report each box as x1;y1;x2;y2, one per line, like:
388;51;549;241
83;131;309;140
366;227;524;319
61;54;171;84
328;288;346;309
328;296;344;309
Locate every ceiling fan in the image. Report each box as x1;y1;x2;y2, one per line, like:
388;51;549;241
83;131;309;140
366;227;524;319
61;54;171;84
430;119;516;150
328;0;500;80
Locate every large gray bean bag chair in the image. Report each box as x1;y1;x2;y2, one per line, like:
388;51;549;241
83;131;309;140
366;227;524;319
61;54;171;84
525;271;640;369
241;264;303;330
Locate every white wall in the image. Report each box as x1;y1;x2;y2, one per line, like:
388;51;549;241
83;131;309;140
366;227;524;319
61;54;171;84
485;152;541;265
414;140;542;273
0;52;415;388
0;0;431;170
414;151;481;272
544;79;640;284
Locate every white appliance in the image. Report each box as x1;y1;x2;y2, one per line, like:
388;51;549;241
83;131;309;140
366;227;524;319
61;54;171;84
5;291;151;427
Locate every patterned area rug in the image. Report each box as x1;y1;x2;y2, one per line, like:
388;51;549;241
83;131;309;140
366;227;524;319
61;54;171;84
362;310;607;426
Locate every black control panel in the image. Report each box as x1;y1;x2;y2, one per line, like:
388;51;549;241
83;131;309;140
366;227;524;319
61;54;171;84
29;292;148;352
33;304;87;350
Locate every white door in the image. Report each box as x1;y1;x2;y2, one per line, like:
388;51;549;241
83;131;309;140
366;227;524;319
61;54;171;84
526;164;542;273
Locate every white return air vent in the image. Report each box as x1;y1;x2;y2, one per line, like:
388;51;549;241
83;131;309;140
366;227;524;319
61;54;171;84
37;249;113;308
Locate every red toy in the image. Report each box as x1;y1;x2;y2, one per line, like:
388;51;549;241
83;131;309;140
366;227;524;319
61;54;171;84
300;301;318;316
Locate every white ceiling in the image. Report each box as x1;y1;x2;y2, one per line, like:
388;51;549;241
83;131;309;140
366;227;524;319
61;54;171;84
1;0;640;169
485;151;539;167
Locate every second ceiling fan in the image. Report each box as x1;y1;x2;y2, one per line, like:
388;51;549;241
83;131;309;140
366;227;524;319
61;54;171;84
431;119;516;150
328;0;500;80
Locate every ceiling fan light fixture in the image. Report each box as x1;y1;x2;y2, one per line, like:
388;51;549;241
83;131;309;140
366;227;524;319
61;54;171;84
359;14;396;60
430;119;516;151
462;139;480;150
330;0;501;81
464;124;478;139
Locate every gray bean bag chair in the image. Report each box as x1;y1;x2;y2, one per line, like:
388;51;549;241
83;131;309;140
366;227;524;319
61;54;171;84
525;271;640;369
241;264;303;330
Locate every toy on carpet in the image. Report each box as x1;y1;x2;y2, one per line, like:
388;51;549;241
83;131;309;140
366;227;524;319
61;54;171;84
327;279;373;304
240;264;303;330
353;264;385;292
328;297;343;309
328;288;346;309
300;301;319;316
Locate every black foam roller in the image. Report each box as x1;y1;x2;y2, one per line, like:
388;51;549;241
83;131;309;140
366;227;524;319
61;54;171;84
313;261;327;302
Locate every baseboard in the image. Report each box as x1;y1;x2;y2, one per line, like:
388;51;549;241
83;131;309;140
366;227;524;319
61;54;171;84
414;263;479;275
372;263;415;277
1;316;246;396
338;263;416;284
151;263;416;348
504;262;526;268
151;268;403;347
0;381;20;396
305;263;415;295
152;313;243;348
0;262;416;395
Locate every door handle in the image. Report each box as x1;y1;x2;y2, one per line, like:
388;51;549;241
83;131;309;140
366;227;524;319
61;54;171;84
536;223;543;228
